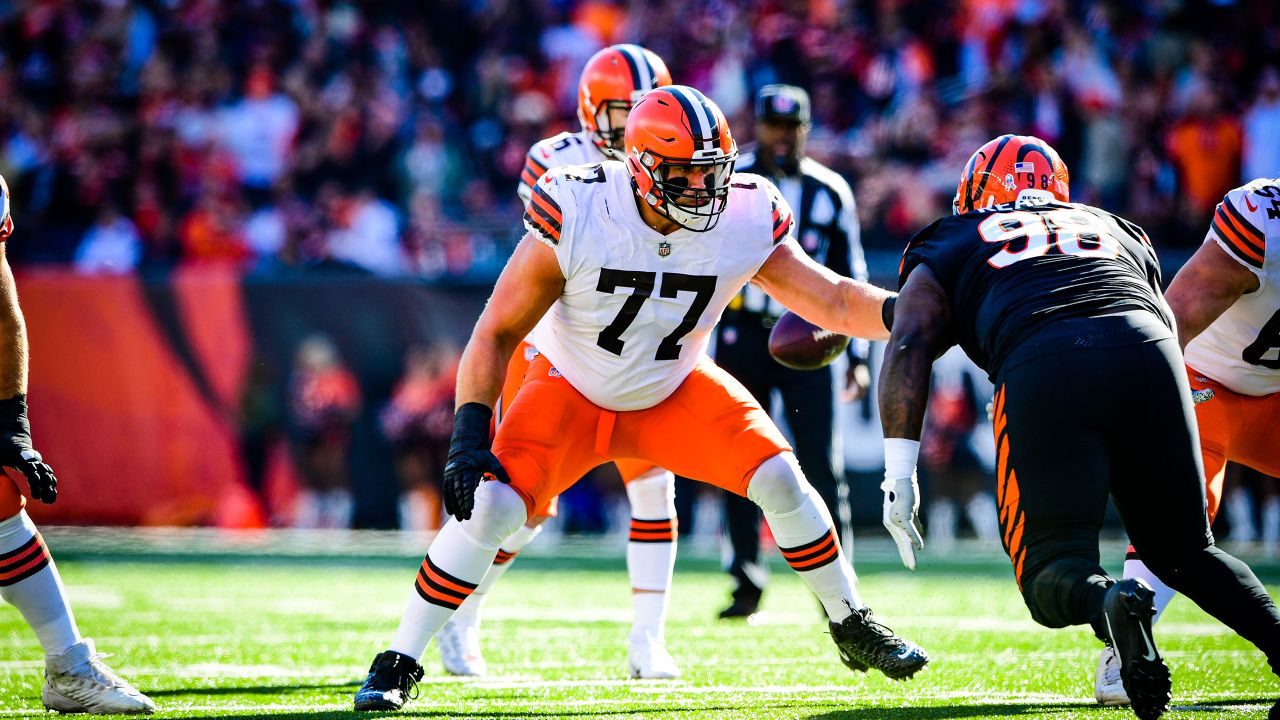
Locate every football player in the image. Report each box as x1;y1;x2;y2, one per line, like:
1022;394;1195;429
0;176;155;714
436;43;682;681
353;86;928;712
1094;177;1280;707
879;134;1280;720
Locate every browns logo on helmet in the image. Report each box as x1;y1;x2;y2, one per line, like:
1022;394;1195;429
624;85;738;233
578;44;672;161
953;134;1070;215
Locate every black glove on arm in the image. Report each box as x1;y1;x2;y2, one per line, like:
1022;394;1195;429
442;402;509;521
0;395;57;504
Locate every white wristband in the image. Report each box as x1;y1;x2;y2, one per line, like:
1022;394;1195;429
883;438;921;482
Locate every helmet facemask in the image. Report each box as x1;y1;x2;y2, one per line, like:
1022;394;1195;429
634;148;737;232
590;100;634;160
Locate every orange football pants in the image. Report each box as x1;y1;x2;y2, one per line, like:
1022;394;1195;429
495;342;659;517
1188;365;1280;522
0;470;24;518
494;352;791;518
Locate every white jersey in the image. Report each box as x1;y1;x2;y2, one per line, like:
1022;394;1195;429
523;161;795;411
1184;178;1280;396
518;130;609;207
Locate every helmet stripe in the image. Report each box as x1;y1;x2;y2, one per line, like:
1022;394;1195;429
968;134;1014;209
670;86;717;152
615;45;646;94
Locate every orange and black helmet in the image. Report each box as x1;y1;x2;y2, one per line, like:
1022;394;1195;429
953;134;1070;215
624;85;738;232
578;44;672;161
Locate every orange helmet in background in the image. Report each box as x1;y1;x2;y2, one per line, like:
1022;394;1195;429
578;44;672;160
624;85;738;232
953;134;1070;215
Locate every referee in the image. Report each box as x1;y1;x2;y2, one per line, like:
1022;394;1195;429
713;84;870;619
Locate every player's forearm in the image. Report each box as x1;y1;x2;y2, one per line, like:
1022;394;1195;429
454;329;520;411
0;254;28;398
835;280;894;341
878;332;933;441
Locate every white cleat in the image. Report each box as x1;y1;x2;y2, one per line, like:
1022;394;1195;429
43;639;156;715
628;632;681;680
1094;645;1130;706
436;617;488;677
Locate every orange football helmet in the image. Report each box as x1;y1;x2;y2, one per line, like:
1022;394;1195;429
624;86;738;232
953;134;1070;215
578;44;672;161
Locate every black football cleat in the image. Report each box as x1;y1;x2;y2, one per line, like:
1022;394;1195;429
353;650;424;712
829;605;929;680
1099;579;1170;720
718;586;762;620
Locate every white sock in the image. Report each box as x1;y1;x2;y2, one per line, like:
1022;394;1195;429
452;523;544;628
0;511;80;656
387;482;526;660
927;499;956;548
1123;556;1177;623
294;489;321;529
1225;490;1258;542
1262;497;1280;551
747;454;863;622
625;468;676;592
632;591;667;640
965;492;1000;541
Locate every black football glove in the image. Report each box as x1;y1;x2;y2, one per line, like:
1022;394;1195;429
0;395;57;504
442;403;509;521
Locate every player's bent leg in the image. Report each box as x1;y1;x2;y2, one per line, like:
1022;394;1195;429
1114;341;1280;701
745;452;928;680
622;465;679;679
439;510;551;677
356;481;527;711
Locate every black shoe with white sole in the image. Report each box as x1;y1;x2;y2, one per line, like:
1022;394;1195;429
828;605;929;680
1100;579;1171;720
353;651;423;712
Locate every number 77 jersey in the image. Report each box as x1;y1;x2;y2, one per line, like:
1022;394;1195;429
524;161;793;411
898;199;1170;377
1184;178;1280;396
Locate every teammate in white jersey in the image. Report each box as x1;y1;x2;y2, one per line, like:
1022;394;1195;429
436;43;682;681
353;86;930;712
1095;178;1280;707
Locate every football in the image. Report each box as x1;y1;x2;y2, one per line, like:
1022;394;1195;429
767;311;850;370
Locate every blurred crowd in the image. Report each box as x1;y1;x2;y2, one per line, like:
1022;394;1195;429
1;0;1278;278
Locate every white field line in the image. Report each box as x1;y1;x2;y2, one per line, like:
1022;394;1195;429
0;690;1269;717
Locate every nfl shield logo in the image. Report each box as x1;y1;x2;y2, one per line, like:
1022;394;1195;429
658;241;672;257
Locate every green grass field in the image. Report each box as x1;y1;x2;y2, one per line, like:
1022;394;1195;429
1;531;1276;719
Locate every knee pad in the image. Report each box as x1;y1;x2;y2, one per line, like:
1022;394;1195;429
458;481;529;549
745;453;813;516
1021;583;1071;629
625;467;675;519
1020;556;1109;629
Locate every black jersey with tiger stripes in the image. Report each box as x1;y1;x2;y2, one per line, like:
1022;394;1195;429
898;201;1172;376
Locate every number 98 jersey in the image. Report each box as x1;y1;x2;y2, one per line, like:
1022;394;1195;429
898;200;1170;377
523;161;793;411
1184;179;1280;396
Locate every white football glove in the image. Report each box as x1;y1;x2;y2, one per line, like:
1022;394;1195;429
881;474;924;570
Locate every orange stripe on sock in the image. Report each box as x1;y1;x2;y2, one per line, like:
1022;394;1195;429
415;574;463;607
422;560;477;597
0;547;49;583
630;519;674;530
788;543;841;570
